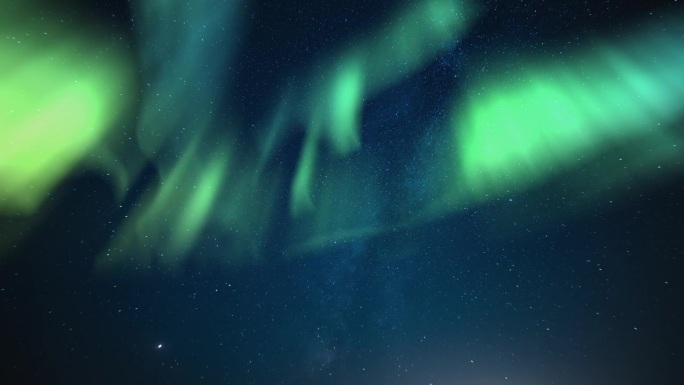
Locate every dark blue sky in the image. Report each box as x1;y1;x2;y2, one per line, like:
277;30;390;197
2;1;683;384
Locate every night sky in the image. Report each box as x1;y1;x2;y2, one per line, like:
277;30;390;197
2;1;684;384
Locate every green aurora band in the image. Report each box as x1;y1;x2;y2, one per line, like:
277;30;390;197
0;2;134;215
453;21;684;203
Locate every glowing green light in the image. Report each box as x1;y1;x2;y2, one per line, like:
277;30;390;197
0;14;133;214
329;62;364;155
291;130;320;217
171;156;226;255
455;22;684;198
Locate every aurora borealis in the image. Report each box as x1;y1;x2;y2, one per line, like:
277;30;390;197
3;0;682;267
2;0;683;384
